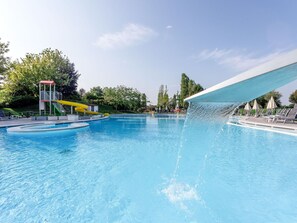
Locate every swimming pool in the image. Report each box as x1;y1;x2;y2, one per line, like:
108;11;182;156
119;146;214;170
0;115;297;222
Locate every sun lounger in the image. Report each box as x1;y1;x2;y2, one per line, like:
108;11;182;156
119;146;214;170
275;104;297;123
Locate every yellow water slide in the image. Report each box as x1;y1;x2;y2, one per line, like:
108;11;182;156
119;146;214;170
56;100;99;115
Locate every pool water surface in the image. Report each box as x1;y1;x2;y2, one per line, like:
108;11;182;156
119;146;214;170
0;116;297;222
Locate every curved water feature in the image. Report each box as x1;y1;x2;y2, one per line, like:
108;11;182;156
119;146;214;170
7;122;89;134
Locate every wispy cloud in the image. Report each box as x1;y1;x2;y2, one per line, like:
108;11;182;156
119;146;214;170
166;25;173;29
196;48;283;71
95;23;157;49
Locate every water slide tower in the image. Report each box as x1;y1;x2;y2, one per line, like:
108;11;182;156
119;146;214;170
39;80;63;115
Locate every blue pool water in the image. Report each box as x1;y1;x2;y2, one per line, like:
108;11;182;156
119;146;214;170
0;114;297;222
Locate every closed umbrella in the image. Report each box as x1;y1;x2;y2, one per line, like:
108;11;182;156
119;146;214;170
244;102;251;111
175;100;179;109
175;101;180;113
267;96;277;109
252;99;260;110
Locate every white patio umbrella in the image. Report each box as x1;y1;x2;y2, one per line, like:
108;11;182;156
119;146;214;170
267;96;277;109
175;101;179;109
252;99;260;110
244;102;251;111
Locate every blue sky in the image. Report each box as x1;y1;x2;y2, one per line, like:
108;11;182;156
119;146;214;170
1;0;297;104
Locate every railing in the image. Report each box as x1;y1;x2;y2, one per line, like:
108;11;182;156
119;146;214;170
40;91;62;101
53;102;65;113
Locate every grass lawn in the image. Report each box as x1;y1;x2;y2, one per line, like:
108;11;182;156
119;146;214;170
0;104;39;117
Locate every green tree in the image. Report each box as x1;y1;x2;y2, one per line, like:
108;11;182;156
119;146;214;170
85;86;104;105
79;88;86;97
157;85;170;110
289;90;297;104
180;73;203;108
157;85;164;108
169;94;177;110
180;73;189;106
2;48;80;105
254;91;282;108
0;38;10;84
103;86;143;111
163;85;169;109
188;79;203;96
188;80;194;96
141;93;147;108
103;87;119;110
264;91;282;107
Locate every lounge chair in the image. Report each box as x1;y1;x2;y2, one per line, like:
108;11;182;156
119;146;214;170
275;104;297;123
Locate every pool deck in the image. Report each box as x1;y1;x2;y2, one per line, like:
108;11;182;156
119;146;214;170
229;116;297;136
239;117;297;130
0;116;109;128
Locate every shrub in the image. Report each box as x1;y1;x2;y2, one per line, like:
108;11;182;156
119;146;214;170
9;95;38;108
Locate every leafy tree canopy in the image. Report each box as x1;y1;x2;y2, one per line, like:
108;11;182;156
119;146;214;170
102;85;144;111
85;86;104;105
289;90;297;104
1;48;80;105
78;88;86;97
180;73;189;104
141;93;147;108
0;38;10;80
157;85;169;109
254;91;282;108
180;73;203;108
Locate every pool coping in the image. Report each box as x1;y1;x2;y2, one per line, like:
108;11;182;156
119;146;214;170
7;122;90;133
0;116;109;129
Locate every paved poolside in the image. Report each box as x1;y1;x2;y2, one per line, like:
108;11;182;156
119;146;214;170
0;118;44;128
240;117;297;130
227;116;297;136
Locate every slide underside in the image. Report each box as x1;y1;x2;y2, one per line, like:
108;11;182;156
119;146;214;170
185;49;297;103
56;100;99;115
